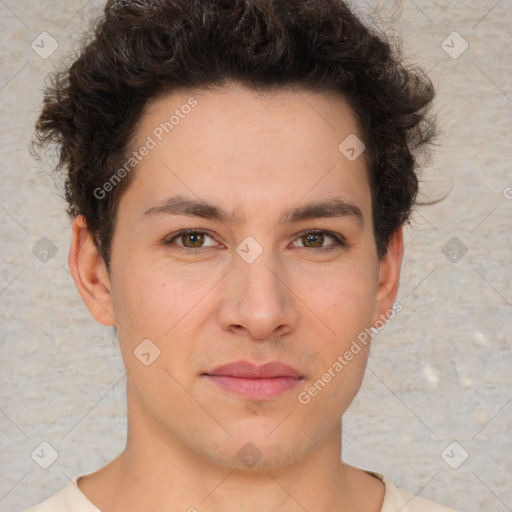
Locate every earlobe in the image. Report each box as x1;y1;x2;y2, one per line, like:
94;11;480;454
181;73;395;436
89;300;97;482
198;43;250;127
68;215;116;326
374;226;404;322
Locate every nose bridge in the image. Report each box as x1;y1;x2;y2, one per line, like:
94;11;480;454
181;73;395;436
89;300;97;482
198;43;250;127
222;236;297;338
242;241;284;292
236;238;285;305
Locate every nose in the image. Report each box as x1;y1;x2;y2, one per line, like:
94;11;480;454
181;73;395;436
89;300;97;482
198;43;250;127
217;246;299;341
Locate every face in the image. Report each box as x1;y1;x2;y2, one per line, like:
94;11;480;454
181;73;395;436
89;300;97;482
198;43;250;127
73;83;402;470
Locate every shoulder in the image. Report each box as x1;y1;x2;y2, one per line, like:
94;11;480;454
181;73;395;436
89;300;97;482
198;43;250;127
374;472;461;512
25;477;101;512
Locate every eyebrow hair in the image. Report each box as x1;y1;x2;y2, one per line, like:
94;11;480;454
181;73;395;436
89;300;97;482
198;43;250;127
142;194;364;226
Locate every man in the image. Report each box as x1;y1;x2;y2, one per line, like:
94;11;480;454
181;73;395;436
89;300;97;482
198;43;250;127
28;0;459;510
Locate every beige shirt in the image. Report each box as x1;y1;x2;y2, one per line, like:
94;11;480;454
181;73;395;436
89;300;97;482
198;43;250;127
26;471;460;512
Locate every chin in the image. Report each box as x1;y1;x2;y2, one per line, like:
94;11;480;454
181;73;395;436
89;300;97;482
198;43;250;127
208;424;307;471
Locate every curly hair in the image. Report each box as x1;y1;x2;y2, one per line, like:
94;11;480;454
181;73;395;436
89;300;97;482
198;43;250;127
34;0;437;269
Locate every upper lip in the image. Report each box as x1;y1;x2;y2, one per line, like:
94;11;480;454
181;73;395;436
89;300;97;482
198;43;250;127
205;361;303;379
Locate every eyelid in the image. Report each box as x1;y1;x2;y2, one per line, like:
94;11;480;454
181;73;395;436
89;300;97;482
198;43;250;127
164;228;220;249
291;229;347;248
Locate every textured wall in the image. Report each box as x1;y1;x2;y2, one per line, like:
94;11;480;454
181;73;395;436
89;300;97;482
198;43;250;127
1;1;511;511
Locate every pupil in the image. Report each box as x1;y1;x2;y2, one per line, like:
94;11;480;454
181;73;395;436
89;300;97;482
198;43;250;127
186;233;203;247
306;233;322;247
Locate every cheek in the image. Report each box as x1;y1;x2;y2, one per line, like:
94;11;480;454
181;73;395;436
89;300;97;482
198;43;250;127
109;262;200;406
297;271;374;419
303;261;377;340
109;258;224;364
110;258;186;332
295;262;376;403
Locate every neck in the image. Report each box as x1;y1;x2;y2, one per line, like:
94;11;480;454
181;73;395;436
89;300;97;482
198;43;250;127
77;402;384;512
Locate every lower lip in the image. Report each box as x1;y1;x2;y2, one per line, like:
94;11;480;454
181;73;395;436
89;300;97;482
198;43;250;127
205;375;302;400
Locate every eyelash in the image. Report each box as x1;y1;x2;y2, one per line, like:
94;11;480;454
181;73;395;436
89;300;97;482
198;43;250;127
163;229;348;254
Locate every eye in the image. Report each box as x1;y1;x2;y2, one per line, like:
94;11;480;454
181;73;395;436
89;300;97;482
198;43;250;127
164;229;347;253
164;229;219;252
291;230;347;251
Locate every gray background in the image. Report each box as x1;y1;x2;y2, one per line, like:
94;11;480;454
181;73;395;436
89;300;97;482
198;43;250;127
1;0;511;511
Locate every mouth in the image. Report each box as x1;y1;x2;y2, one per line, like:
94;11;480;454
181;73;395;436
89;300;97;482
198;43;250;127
202;361;305;400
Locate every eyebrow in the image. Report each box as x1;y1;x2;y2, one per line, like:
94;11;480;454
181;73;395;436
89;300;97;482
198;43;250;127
142;194;364;226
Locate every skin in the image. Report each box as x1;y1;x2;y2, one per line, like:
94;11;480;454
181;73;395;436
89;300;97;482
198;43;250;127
69;82;403;512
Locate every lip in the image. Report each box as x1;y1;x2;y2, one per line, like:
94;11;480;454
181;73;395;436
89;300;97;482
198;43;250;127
203;361;304;400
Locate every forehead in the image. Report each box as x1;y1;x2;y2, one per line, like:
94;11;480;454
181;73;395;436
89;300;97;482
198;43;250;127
138;83;363;151
123;83;371;220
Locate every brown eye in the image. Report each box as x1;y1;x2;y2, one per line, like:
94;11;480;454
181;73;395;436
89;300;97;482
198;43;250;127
165;230;217;250
181;232;205;248
301;232;325;248
293;231;346;250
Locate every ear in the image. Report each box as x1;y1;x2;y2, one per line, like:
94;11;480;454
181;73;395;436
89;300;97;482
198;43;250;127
68;215;116;326
373;226;404;323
